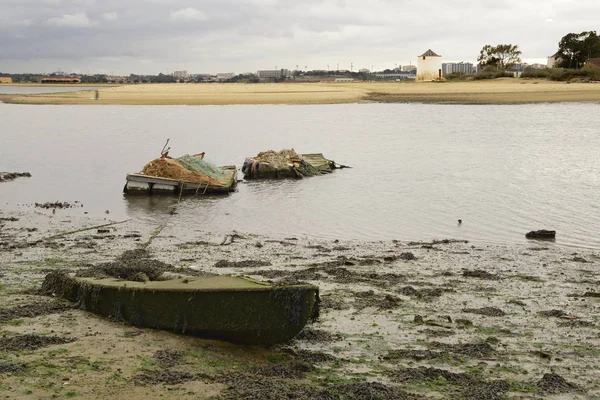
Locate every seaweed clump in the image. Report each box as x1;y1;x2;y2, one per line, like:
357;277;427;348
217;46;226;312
76;249;172;281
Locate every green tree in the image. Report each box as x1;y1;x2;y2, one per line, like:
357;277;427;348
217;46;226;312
557;31;600;69
477;44;522;69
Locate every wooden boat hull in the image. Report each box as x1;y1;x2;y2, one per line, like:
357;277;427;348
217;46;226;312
42;273;319;345
124;165;237;195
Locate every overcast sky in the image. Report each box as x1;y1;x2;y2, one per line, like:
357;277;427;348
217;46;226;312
0;0;598;75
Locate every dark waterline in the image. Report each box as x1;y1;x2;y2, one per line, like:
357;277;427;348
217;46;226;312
1;102;599;249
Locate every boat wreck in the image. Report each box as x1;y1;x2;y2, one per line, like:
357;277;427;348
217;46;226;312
42;271;319;345
242;149;345;179
124;152;237;195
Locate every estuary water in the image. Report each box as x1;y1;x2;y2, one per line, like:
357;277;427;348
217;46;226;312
1;102;599;248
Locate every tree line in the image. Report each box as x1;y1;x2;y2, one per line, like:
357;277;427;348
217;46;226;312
477;31;600;71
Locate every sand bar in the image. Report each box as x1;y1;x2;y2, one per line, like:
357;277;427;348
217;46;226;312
2;79;600;105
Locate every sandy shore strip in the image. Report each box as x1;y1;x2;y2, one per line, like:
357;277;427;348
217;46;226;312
1;79;600;106
1;203;599;399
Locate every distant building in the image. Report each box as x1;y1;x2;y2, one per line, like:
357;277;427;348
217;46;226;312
216;73;235;81
257;69;291;79
334;78;354;82
0;77;12;83
529;63;546;70
588;58;600;68
41;77;81;84
442;62;474;76
547;52;561;68
373;72;416;80
401;65;416;72
416;49;442;81
358;68;370;73
172;70;189;79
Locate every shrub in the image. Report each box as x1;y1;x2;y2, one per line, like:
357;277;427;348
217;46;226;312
444;72;468;80
472;66;514;80
522;65;600;81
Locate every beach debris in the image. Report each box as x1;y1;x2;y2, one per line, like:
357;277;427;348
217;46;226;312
74;248;171;281
0;172;31;183
462;269;500;280
537;373;581;393
462;307;506;317
0;334;75;352
526;230;556;239
35;201;82;209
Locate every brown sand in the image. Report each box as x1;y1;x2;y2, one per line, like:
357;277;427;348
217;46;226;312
2;79;600;105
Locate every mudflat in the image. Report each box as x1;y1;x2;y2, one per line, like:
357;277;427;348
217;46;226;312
2;79;600;105
1;206;599;399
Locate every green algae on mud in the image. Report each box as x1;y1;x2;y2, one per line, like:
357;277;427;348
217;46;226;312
42;272;319;345
2;211;600;398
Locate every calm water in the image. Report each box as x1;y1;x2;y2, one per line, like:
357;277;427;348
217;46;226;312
0;86;103;95
1;102;599;248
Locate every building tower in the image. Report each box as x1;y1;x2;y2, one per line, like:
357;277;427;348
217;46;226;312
416;49;442;81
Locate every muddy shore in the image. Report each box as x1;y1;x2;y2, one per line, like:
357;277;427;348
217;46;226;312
1;207;599;399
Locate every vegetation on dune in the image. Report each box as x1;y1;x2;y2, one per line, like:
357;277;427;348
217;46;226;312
522;64;600;82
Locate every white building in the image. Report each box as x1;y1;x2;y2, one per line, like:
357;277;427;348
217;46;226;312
257;69;291;79
172;70;189;79
401;64;416;72
416;49;442;81
442;62;474;76
547;52;561;68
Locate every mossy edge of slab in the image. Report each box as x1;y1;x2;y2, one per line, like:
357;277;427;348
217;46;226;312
42;272;319;345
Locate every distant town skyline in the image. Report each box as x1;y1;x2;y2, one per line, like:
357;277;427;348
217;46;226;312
1;0;597;75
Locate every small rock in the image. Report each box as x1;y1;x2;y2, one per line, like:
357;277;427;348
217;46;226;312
525;230;556;239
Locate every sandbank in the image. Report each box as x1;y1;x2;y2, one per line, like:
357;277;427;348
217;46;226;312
1;79;599;106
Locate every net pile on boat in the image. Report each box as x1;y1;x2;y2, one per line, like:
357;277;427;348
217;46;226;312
141;154;225;186
254;149;301;170
242;149;322;179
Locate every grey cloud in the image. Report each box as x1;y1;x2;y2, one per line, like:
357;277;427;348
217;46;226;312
0;0;598;74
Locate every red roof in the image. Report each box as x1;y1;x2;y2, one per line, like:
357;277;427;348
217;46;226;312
589;58;600;68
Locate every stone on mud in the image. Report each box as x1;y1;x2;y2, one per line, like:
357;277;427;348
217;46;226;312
525;230;556;239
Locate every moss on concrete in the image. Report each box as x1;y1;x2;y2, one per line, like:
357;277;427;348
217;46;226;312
42;272;319;345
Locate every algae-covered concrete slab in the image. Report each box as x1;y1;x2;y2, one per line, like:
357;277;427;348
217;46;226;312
77;276;272;291
43;272;319;345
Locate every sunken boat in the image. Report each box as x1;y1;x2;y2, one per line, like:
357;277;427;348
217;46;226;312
42;272;319;345
125;152;237;195
242;149;345;179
